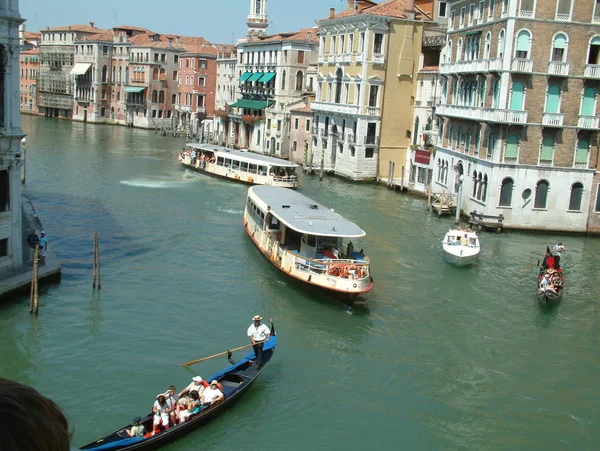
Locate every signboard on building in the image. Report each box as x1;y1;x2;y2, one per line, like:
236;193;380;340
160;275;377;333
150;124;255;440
415;150;431;165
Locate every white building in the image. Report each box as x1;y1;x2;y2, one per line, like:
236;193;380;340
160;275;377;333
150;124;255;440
0;0;25;269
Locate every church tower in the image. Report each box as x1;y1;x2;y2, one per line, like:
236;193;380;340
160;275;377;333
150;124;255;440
247;0;269;37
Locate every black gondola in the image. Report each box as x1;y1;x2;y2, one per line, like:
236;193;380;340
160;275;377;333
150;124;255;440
537;247;564;307
79;322;276;451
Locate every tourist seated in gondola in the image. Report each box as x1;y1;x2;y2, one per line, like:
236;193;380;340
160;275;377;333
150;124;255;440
540;273;556;293
157;385;180;425
178;390;200;423
178;376;205;399
199;380;224;409
152;395;172;433
126;417;145;438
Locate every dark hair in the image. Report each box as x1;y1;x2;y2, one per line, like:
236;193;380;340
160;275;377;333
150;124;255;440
133;417;142;425
189;390;199;401
168;385;176;391
0;378;71;451
157;395;166;405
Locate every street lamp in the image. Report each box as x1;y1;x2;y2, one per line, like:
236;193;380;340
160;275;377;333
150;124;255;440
20;137;26;184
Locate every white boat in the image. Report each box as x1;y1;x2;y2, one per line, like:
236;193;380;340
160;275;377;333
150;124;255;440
178;143;299;188
243;186;374;305
442;229;480;266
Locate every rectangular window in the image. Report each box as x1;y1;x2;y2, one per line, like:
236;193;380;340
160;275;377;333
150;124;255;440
373;34;383;54
595;185;600;211
360;32;365;52
0;170;9;212
298;51;304;64
292;141;297;153
173;71;178;81
556;0;572;20
469;4;476;24
594;0;600;23
198;76;206;86
479;1;485;21
365;148;374;158
348;34;354;52
460;7;466;27
294;118;299;130
172;94;176;104
439;1;447;17
199;59;207;69
305;119;310;131
449;10;455;30
277;120;281;131
0;238;7;257
368;85;379;107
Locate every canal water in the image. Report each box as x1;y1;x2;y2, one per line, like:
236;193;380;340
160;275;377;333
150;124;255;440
1;115;599;450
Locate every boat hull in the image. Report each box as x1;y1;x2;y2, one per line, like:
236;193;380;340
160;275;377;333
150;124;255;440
442;247;479;266
537;287;563;307
244;221;373;306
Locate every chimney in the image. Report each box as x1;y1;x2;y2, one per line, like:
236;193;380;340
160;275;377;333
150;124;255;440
356;1;370;12
347;0;354;10
405;0;415;19
307;31;312;41
167;38;173;48
89;21;95;28
329;8;335;19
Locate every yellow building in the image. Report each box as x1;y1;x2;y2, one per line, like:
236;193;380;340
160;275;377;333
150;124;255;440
311;0;428;180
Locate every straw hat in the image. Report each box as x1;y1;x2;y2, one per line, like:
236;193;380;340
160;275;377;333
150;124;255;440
252;315;262;321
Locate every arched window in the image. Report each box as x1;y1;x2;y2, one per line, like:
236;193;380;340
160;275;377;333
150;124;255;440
101;65;107;83
281;70;286;90
574;138;590;167
125;67;129;84
587;36;600;65
505;133;519;162
456;38;463;62
551;33;568;62
509;81;525;110
472;170;478;197
335;69;342;103
160;68;166;81
540;136;555;165
112;66;116;83
296;71;304;91
118;67;122;84
569;182;583;211
497;29;505;58
499;177;514;207
482;174;488;202
545;83;561;113
151;90;158;103
158;90;165;103
476;172;483;200
153;68;159;81
444;161;449;185
492;77;500;108
515;30;532;59
534;180;549;209
446;40;452;63
101;88;106;100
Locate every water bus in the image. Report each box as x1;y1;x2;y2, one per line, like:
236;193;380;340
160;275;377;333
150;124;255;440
178;143;299;188
243;186;374;305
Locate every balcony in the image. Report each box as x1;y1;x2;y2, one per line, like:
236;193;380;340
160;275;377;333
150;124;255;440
366;106;380;116
347;134;356;144
436;104;485;120
364;135;379;145
542;112;564;127
373;53;385;65
555;13;571;21
327;55;335;64
440;59;490;74
578;115;599;129
548;61;569;76
343;53;352;63
519;9;534;18
488;58;502;72
318;55;324;64
483;108;528;124
355;53;364;63
265;129;271;137
319;129;327;137
584;64;600;78
311;100;360;116
511;58;533;73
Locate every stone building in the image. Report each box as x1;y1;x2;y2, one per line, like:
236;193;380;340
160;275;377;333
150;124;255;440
435;0;600;232
0;0;25;269
288;101;314;165
213;49;238;143
38;23;101;118
19;47;39;114
311;0;430;181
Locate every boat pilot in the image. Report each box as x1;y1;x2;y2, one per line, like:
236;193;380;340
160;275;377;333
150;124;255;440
247;315;270;368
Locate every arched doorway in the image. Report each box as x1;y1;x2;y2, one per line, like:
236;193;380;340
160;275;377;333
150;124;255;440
454;161;464;194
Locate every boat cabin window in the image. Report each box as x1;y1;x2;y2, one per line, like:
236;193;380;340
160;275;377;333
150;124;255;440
249;163;257;174
307;235;316;247
247;198;265;227
259;165;267;176
267;214;280;230
217;157;224;166
232;160;240;170
241;161;249;172
224;158;232;168
469;238;476;246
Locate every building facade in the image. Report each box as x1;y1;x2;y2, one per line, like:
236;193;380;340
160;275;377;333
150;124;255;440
19;48;39;114
312;0;428;181
288;101;314;165
435;0;600;232
0;0;26;269
38;23;101;118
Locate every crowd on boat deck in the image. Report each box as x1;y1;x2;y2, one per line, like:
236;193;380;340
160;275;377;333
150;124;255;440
447;226;476;247
147;377;224;436
180;149;216;168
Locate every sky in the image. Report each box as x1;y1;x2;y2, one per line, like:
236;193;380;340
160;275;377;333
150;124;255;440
20;0;344;44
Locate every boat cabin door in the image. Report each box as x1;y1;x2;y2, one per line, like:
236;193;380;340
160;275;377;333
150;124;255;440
300;234;317;259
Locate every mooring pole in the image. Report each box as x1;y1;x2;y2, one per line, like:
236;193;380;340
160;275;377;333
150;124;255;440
319;149;324;181
93;232;102;290
30;245;39;314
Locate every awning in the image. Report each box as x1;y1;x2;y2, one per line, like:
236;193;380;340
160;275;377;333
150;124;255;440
247;72;264;82
70;63;92;75
258;72;276;83
230;99;275;110
238;72;252;82
465;31;482;36
124;86;146;93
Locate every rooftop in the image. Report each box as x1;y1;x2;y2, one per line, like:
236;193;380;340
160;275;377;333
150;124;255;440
319;0;430;22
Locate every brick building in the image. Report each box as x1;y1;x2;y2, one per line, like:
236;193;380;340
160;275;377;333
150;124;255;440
436;0;600;232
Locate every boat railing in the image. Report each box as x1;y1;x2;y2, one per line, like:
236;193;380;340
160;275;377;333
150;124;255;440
272;175;298;182
284;249;370;279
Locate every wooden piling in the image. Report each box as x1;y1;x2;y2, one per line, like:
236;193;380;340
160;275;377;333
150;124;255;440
30;245;39;314
93;232;102;290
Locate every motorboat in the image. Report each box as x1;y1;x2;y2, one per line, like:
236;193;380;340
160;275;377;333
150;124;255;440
442;229;480;266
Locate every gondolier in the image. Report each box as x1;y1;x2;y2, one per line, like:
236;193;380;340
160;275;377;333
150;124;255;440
247;315;270;368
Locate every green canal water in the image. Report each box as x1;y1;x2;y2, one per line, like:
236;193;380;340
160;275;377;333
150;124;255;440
1;115;599;450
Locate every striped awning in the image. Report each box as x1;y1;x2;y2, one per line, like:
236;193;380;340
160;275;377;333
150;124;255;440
238;72;252;82
258;72;276;83
247;72;264;82
229;99;274;110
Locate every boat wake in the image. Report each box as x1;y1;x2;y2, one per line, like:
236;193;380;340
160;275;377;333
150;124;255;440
120;178;191;189
217;207;243;215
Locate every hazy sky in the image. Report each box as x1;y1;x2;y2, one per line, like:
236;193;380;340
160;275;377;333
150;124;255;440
20;0;343;44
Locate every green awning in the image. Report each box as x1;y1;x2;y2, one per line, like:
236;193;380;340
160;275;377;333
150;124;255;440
258;72;276;83
247;72;264;82
230;99;275;110
465;31;482;36
238;72;252;82
124;86;146;93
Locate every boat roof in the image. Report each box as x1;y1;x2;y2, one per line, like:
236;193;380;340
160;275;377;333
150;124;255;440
187;143;298;167
445;229;478;238
249;186;366;238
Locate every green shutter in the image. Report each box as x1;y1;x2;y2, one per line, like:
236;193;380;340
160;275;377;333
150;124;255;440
553;34;567;49
505;134;519;158
540;137;554;161
545;84;561;113
592;36;600;46
575;139;589;164
510;81;525;110
516;31;530;52
581;87;596;116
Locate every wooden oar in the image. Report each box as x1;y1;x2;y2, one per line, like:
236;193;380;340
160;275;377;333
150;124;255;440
180;343;255;367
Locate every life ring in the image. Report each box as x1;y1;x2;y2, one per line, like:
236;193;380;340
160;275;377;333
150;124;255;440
328;264;342;276
353;283;357;288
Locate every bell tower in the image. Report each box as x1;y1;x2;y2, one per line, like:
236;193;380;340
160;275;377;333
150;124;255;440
247;0;269;37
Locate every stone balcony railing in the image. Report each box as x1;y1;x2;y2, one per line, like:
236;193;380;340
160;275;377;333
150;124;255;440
440;59;491;74
344;53;352;63
584;64;600;78
436;103;528;124
542;112;564;127
488;57;502;72
511;58;533;73
311;101;360;116
578;115;599;129
548;61;569;76
327;55;334;63
355;53;364;63
318;55;324;63
372;53;385;65
319;129;327;137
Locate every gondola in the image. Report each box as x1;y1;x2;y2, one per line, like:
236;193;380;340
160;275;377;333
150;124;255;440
537;248;564;307
79;322;276;451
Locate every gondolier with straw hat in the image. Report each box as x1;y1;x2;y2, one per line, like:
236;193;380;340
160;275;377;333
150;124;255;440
247;315;270;368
